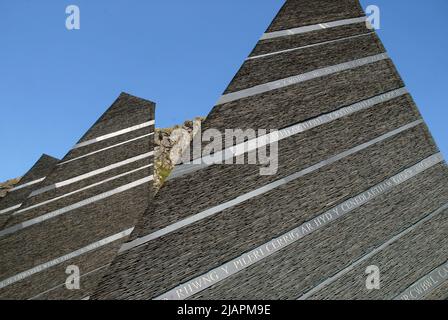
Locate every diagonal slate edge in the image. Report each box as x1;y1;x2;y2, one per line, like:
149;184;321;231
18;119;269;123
0;92;156;300
93;0;448;300
0;155;59;228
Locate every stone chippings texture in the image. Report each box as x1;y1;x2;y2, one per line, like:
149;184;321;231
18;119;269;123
91;0;448;300
0;93;155;300
0;155;59;228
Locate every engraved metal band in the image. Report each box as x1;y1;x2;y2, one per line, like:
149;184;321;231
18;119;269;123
59;133;154;166
13;164;153;217
0;228;133;290
29;151;154;197
73;120;155;149
394;260;448;300
0;204;22;215
29;264;110;300
120;120;423;254
155;153;444;300
170;88;408;180
0;176;152;238
248;32;374;61
261;16;367;40
9;177;46;192
298;201;448;300
217;53;388;105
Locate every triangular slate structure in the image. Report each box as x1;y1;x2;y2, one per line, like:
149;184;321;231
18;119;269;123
0;93;155;299
0;155;59;228
93;1;448;300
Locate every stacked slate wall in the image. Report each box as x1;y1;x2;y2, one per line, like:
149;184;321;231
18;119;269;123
0;93;155;300
0;155;59;228
93;0;448;300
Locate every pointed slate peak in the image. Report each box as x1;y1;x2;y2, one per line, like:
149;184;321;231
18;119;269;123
24;154;59;181
118;92;156;105
266;0;364;32
0;92;156;299
75;93;156;148
93;0;447;301
0;154;59;228
40;154;59;161
204;0;377;134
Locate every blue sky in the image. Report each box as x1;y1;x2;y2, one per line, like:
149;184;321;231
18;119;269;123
0;0;446;181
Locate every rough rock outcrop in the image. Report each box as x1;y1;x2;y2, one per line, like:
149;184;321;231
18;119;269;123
0;178;20;198
1;117;204;197
154;117;203;189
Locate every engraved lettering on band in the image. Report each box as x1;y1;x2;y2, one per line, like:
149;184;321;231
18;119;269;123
170;88;408;180
121;120;424;254
394;260;448;300
298;202;448;300
155;154;444;300
217;53;388;105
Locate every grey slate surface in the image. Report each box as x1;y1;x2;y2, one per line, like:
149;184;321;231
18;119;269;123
0;93;155;299
307;207;448;300
93;0;447;300
424;281;448;300
192;164;448;299
134;97;424;238
265;0;364;32
250;23;370;57
225;33;384;93
203;60;404;139
0;154;59;228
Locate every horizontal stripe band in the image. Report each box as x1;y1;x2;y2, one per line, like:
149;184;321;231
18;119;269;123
0;204;22;215
170;88;408;180
9;177;46;192
14;164;153;217
261;16;367;40
59;133;154;166
0;176;153;238
248;32;374;60
217;53;388;105
120;120;423;254
73;120;155;149
394;260;448;300
29;264;110;300
0;228;133;290
29;152;154;197
298;201;448;300
155;154;444;300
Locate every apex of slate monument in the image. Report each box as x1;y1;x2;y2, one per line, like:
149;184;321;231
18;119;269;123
91;0;448;301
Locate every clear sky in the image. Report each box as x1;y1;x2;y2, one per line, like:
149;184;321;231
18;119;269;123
0;0;446;181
